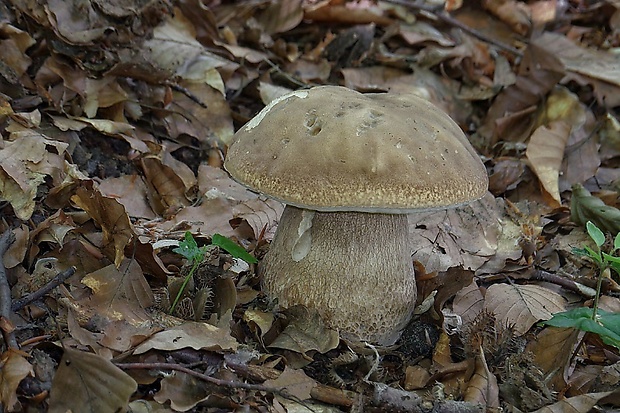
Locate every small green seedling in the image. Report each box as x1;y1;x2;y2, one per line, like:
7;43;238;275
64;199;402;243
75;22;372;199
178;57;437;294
542;221;620;349
170;232;257;314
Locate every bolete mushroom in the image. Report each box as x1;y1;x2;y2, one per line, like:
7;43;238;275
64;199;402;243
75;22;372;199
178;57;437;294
224;86;488;345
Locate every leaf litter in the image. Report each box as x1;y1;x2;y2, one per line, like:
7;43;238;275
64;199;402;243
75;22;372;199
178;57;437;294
0;0;620;412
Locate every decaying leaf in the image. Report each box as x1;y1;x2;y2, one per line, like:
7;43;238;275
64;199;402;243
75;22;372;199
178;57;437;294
484;284;566;335
452;280;485;325
71;180;134;267
463;347;500;408
264;366;317;401
154;371;214;412
0;349;34;412
530;391;618;413
0;131;68;220
80;259;154;327
268;306;339;355
48;348;137;413
410;193;499;273
133;321;238;354
525;120;571;205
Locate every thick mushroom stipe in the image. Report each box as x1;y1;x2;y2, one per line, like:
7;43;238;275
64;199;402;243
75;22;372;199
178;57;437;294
262;206;415;345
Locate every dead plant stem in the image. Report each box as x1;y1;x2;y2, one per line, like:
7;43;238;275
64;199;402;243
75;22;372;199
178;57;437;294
0;230;17;349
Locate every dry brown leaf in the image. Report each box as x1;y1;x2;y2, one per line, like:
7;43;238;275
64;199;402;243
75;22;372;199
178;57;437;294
527;326;582;391
479;39;564;143
243;309;276;340
452;280;485;325
48;348;137;413
29;210;76;250
133;321;238;354
535;87;598;192
484;284;566;335
140;156;190;218
0;130;68;220
304;2;393;25
0;349;34;412
268;306;339;355
525;120;571;205
264;366;317;401
157;198;237;238
66;307;109;357
99;320;160;353
81;260;154;327
153;371;212;412
255;0;304;34
45;0;111;44
410;193;499;273
99;175;156;219
481;0;531;35
0;23;35;75
3;225;28;268
232;198;284;241
71;180;134;267
143;12;236;86
463;347;500;408
535;32;620;101
164;80;234;145
530;391;617;413
397;21;455;47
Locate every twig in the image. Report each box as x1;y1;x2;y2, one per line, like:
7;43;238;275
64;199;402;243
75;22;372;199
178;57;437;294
384;0;524;57
115;361;300;398
11;267;76;312
166;82;208;108
0;229;17;349
531;270;598;297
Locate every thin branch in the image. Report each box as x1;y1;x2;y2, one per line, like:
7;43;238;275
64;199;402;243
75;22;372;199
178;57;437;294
115;361;306;401
11;267;76;312
0;229;17;349
384;0;524;57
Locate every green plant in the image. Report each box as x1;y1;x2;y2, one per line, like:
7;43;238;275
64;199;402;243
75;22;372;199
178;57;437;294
542;221;620;349
170;232;257;314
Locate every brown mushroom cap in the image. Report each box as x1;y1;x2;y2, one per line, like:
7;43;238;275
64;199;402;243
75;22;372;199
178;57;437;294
225;85;488;213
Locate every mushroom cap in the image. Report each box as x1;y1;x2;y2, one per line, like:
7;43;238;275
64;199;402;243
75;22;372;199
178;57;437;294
224;86;488;213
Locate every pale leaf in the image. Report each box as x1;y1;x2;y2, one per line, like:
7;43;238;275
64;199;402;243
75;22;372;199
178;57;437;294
526;120;570;205
0;349;34;412
484;284;566;335
133;321;238;354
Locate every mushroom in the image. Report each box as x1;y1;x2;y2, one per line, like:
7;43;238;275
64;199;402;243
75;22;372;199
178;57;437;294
224;86;488;345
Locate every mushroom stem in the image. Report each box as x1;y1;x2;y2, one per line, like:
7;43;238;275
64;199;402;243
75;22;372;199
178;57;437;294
261;205;416;345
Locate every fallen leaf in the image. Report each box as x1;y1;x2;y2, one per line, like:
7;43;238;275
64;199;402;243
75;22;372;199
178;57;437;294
264;366;317;401
526;120;571;205
484;284;566;335
528;327;583;391
452;280;485;325
48;348;137;413
530;391;618;413
81;260;154;327
133;321;238;354
71;180;134;267
410;193;499;273
268;306;339;355
0;349;34;412
153;371;213;412
99;175;156;219
463;347;500;408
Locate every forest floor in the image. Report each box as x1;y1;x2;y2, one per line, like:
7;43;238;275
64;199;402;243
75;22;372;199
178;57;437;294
1;0;620;412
